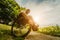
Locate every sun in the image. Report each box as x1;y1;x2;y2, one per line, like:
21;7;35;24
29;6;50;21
29;9;46;27
33;16;40;24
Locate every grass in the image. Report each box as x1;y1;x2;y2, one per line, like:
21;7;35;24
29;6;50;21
0;24;24;40
1;23;60;40
38;25;60;37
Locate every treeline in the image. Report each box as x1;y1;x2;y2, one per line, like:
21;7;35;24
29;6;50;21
38;25;60;37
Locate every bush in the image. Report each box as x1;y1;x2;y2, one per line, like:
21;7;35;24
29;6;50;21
38;25;60;37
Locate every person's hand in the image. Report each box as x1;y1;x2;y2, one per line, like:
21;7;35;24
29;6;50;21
32;24;39;31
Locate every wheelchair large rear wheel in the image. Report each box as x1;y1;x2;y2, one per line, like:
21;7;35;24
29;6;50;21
11;24;31;37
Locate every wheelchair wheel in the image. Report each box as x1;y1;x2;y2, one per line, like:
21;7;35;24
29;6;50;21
11;24;31;37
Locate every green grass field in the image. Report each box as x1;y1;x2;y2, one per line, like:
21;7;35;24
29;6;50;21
0;24;60;40
0;24;24;40
38;25;60;37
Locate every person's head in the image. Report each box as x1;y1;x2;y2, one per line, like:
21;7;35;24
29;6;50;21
25;9;30;14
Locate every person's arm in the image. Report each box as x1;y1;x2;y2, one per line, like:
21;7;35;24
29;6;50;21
28;16;35;25
28;16;38;31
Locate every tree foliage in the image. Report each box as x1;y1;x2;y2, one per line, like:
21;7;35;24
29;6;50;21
0;0;25;24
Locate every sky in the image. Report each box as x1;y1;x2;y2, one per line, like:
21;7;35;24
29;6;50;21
15;0;60;27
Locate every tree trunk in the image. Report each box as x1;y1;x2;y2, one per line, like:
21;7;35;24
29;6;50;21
11;21;15;35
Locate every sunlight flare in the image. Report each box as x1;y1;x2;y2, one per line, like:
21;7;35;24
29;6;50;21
33;16;40;24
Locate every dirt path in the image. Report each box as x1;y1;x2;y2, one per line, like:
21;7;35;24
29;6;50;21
25;31;60;40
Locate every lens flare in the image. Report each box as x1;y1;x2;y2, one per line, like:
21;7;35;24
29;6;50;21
33;16;40;24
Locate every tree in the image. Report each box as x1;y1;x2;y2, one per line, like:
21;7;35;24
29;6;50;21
0;0;25;24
